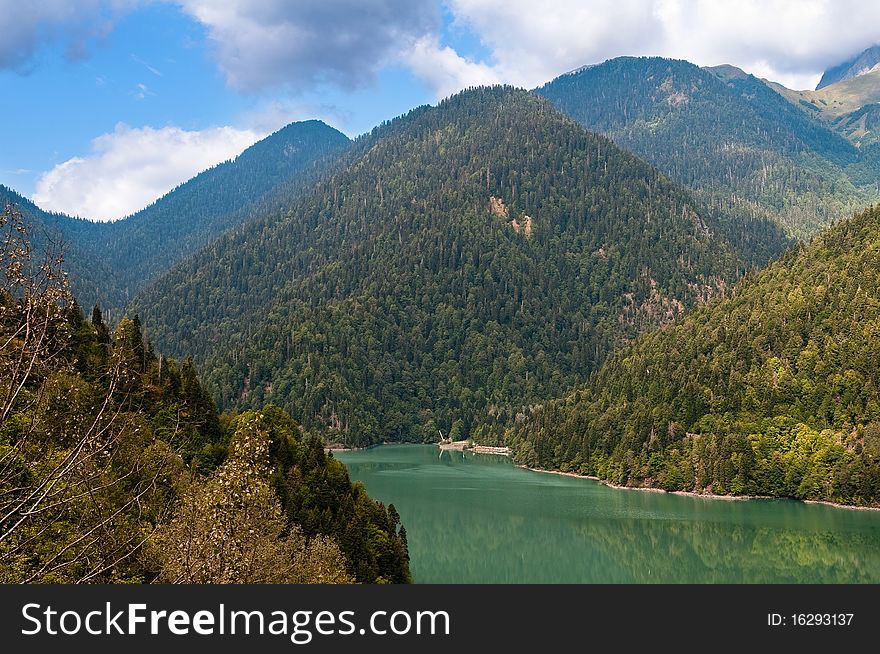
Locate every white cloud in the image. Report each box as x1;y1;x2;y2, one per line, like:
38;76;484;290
0;0;138;70
176;0;439;91
439;0;880;92
33;123;262;221
7;1;878;96
441;0;662;90
404;35;500;98
649;0;880;89
131;54;163;77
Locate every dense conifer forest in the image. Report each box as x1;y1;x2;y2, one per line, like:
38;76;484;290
487;205;880;506
537;57;880;239
0;120;350;310
131;87;777;447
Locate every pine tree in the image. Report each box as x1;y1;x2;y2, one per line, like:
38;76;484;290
91;304;110;344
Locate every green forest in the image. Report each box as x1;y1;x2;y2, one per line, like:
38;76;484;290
3;53;880;593
486;205;880;506
537;57;880;239
132;86;786;447
0;206;409;583
0;120;350;311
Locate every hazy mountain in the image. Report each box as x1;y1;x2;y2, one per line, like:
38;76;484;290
92;120;351;306
536;56;880;238
816;45;880;89
2;120;351;310
769;67;880;151
130;86;778;446
498;205;880;507
0;184;115;309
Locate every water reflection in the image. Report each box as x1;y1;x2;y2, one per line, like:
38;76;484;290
337;445;880;583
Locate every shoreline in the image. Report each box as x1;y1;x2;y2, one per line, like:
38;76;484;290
518;465;880;511
335;442;880;511
325;442;388;453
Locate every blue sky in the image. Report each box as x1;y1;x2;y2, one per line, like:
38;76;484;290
2;0;878;221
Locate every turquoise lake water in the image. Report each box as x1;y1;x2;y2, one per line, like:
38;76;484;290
337;444;880;583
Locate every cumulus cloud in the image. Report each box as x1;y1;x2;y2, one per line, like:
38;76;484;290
652;0;880;89
441;0;662;91
441;0;880;92
0;0;137;70
176;0;439;91
9;1;877;95
33;123;262;221
404;35;500;98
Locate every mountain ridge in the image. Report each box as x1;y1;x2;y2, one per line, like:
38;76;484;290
494;204;880;506
536;56;880;239
817;45;880;89
1;119;351;310
130;85;782;446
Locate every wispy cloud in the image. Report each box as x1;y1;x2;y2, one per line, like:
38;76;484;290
131;53;163;76
131;82;154;100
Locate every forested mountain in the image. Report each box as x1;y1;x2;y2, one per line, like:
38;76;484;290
536;57;880;238
131;86;779;447
2;120;350;309
91;120;351;306
0;206;409;583
493;205;880;507
0;184;114;309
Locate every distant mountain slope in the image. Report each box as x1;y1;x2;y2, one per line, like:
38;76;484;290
0;184;114;309
499;205;880;507
2;120;351;309
94;120;351;305
817;45;880;89
537;56;880;238
132;86;767;447
770;68;880;149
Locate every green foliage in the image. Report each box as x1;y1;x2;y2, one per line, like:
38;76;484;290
537;57;880;239
156;413;354;584
0;300;411;582
503;205;880;506
0;303;209;582
230;406;411;583
133;86;757;447
1;210;410;582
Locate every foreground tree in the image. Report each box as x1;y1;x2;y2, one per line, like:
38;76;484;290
0;205;181;582
0;204;410;583
157;413;352;584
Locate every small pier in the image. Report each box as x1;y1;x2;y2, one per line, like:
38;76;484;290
437;440;511;456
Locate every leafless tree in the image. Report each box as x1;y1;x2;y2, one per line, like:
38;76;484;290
0;204;181;583
157;414;352;584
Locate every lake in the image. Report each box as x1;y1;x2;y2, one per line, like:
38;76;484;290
336;444;880;583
